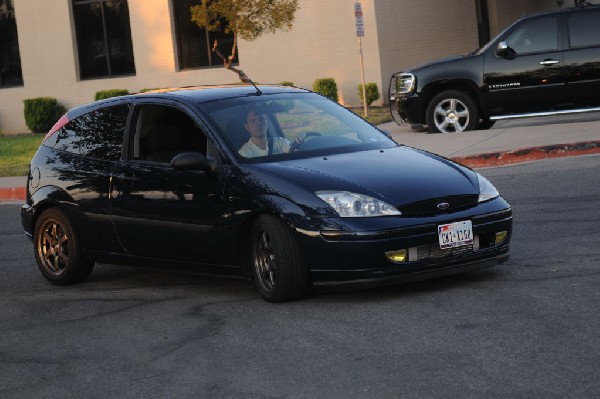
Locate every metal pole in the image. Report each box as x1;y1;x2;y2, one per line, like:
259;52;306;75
355;1;368;117
358;35;368;117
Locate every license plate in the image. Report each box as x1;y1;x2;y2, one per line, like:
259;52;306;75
438;220;473;249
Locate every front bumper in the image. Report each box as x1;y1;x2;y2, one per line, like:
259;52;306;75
395;93;424;125
298;206;512;286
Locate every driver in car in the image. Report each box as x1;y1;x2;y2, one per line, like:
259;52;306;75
239;108;305;158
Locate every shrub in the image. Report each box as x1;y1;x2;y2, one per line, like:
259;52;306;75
139;88;164;93
94;89;129;101
358;83;380;106
23;97;66;134
313;78;338;102
279;81;294;87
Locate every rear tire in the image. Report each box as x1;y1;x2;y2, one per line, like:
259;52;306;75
426;90;479;133
250;215;310;302
33;208;94;285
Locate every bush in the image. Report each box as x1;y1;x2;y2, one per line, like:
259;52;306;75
313;78;338;102
94;89;129;101
358;83;380;106
279;81;294;87
23;97;66;134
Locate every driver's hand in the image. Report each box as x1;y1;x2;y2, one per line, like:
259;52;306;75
294;133;307;144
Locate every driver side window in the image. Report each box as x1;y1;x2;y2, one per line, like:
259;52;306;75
505;17;558;55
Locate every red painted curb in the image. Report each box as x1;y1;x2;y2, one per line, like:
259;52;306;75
452;140;600;169
1;141;599;202
0;187;26;202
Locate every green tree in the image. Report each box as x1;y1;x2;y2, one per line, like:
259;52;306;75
190;0;299;81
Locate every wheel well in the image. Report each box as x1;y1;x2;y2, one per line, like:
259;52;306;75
422;82;482;120
30;203;58;234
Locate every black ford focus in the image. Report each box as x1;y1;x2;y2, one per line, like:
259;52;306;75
21;85;512;302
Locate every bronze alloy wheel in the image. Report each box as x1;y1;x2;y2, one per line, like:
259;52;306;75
250;215;310;302
253;227;276;294
33;208;94;285
37;217;70;276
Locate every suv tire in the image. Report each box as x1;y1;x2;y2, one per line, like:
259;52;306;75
426;90;479;133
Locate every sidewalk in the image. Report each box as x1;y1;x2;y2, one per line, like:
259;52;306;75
2;117;600;202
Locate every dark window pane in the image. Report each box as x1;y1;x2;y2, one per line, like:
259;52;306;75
53;105;129;161
568;10;600;48
506;17;558;54
73;0;135;79
0;0;23;88
172;0;237;69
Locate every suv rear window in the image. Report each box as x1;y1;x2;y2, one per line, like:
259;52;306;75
45;104;129;161
568;10;600;48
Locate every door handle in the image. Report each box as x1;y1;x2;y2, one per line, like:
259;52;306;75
540;59;560;66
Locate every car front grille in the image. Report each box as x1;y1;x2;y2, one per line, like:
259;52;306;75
398;195;479;217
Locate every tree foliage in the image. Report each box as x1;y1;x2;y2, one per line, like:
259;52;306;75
190;0;299;80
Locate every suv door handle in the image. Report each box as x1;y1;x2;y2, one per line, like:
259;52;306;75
540;59;560;66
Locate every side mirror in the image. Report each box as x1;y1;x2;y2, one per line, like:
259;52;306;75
171;152;214;172
496;41;516;59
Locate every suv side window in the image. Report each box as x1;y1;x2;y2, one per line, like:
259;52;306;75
505;17;558;54
568;10;600;48
49;104;130;161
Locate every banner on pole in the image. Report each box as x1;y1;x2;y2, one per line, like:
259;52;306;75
354;2;364;37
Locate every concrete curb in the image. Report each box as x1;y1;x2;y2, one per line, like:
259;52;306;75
1;140;599;202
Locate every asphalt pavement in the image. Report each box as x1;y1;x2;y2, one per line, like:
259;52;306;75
2;112;600;202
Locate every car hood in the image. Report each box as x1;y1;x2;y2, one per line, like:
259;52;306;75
252;146;479;206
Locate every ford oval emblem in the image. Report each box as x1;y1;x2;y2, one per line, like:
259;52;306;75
437;202;450;210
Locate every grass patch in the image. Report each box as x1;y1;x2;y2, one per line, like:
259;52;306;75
348;106;392;125
0;134;43;177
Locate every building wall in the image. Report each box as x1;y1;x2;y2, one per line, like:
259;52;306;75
1;0;237;134
238;0;383;106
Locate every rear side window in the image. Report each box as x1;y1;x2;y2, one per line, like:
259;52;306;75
568;10;600;48
46;104;129;161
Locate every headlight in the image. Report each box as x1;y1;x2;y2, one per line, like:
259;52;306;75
477;174;499;203
316;191;401;217
392;73;416;96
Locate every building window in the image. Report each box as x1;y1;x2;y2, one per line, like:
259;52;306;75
72;0;136;80
0;0;23;88
172;0;237;70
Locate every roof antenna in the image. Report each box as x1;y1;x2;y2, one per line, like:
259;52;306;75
239;70;262;95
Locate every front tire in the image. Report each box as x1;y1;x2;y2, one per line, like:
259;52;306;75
426;90;479;133
250;215;310;302
33;208;94;285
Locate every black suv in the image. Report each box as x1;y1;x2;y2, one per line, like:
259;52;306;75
390;5;600;133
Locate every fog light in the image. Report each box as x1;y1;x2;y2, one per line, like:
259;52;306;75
385;249;407;263
495;231;508;245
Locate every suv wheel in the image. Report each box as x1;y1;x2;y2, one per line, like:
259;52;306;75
426;90;479;133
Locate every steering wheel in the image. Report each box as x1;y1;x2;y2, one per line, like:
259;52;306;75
289;132;321;152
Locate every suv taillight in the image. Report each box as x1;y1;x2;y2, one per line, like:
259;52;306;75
43;114;69;142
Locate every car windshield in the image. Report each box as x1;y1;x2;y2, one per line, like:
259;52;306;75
200;92;397;162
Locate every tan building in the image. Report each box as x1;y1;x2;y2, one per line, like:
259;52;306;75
0;0;585;134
